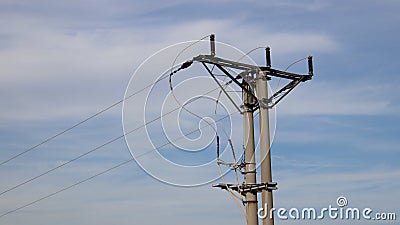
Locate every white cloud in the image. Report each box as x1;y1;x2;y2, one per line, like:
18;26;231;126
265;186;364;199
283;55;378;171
1;1;399;225
0;6;340;121
249;0;331;12
276;80;398;116
276;166;400;209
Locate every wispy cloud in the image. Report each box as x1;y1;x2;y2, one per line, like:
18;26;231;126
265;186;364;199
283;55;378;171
1;1;399;225
277;80;398;116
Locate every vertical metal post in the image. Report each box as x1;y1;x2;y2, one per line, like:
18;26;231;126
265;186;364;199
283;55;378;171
256;70;274;225
265;47;271;68
308;56;313;75
210;34;216;57
243;82;258;225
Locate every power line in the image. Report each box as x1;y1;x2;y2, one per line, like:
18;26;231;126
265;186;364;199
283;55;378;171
0;35;241;167
0;111;162;197
0;63;184;167
0;99;122;166
0;110;238;218
2;35;306;222
0;84;224;198
0;158;133;218
0;134;124;197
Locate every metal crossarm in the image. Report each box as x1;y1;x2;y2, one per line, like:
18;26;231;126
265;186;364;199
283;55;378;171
193;54;313;110
194;55;259;71
265;79;302;108
198;60;259;103
212;182;278;196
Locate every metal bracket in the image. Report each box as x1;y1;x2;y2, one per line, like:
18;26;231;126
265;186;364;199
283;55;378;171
193;54;312;109
201;62;243;114
258;98;269;109
199;61;259;108
266;78;303;108
213;182;278;196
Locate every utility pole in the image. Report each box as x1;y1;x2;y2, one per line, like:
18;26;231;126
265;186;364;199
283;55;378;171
257;48;273;225
192;34;313;225
256;70;274;225
243;82;258;225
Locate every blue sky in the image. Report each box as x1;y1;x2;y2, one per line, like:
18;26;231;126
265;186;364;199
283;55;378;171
0;0;399;225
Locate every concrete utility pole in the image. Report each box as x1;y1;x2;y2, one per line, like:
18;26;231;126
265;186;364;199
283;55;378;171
193;34;313;225
243;82;258;225
256;70;274;225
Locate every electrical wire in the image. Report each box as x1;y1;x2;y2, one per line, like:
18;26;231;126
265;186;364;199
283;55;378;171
169;35;211;90
168;35;222;143
214;75;232;114
11;73;257;225
273;56;308;94
169;34;242;147
237;46;267;62
170;70;249;225
1;34;213;167
284;57;309;72
0;109;240;219
1;36;267;222
211;69;243;196
236;46;309;100
168;34;240;135
170;71;220;143
0;34;227;201
0;108;174;197
0;158;133;218
0;100;121;166
170;55;246;225
0;68;175;167
0;84;223;198
227;138;242;196
198;60;248;224
217;162;248;225
215;120;243;185
170;35;211;76
170;62;243;144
